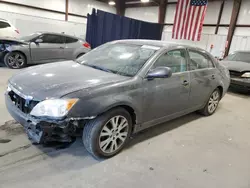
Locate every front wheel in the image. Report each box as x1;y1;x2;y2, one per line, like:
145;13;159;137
199;88;221;116
4;52;27;69
82;108;132;159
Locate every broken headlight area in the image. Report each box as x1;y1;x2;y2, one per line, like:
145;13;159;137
30;98;79;118
6;85;86;144
0;39;28;60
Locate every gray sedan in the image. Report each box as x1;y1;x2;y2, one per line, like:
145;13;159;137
5;40;230;158
221;51;250;92
2;32;91;69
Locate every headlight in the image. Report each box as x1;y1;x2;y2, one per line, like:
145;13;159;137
241;72;250;78
30;99;78;118
7;84;11;92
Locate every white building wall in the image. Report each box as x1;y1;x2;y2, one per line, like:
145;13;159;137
203;1;221;24
69;0;115;16
1;0;66;12
164;4;175;23
0;0;116;15
125;7;159;23
220;0;233;24
161;0;250;56
1;0;250;54
0;0;115;38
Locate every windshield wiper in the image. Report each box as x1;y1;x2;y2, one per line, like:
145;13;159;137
84;64;113;73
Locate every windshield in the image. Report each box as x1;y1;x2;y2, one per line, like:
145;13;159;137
224;52;250;63
76;43;159;77
20;33;40;42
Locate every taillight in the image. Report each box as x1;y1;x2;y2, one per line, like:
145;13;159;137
83;42;91;49
15;29;20;34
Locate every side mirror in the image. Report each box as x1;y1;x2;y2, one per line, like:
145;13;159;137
35;38;43;43
147;67;172;79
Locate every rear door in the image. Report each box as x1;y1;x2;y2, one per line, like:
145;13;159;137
30;34;65;63
64;36;79;59
187;48;218;108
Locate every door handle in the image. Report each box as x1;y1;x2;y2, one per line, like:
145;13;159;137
182;80;189;86
211;74;215;79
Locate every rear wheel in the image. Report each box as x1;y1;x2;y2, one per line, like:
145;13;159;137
4;52;27;69
76;53;85;59
82;108;132;159
199;88;221;116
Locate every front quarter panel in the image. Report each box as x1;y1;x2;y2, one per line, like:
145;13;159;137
64;77;143;124
7;44;31;63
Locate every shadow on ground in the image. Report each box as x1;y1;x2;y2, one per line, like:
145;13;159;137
35;112;202;160
0;62;6;67
0;112;202;164
127;112;201;148
228;88;250;97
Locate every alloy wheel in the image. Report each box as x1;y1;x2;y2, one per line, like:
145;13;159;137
7;53;25;68
99;115;129;154
208;90;220;114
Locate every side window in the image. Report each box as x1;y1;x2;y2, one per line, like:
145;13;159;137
152;49;187;73
0;21;11;29
65;37;78;43
188;50;214;70
39;34;64;44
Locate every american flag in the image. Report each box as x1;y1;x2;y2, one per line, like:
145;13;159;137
172;0;208;41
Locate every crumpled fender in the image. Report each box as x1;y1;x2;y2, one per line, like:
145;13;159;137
0;39;31;63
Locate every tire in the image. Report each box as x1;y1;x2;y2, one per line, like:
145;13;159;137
76;53;85;59
199;88;221;116
4;52;27;69
83;108;132;159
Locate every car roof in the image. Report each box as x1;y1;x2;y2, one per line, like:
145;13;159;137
114;39;204;51
35;32;85;41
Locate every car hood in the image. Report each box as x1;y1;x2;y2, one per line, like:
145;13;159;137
9;61;128;100
220;60;250;72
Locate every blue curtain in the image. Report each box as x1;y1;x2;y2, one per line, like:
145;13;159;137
86;9;163;48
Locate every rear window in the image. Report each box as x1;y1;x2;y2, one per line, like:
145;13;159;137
0;21;11;29
39;34;64;44
65;37;78;43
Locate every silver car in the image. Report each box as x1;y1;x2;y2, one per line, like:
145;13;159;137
5;40;230;158
3;32;91;69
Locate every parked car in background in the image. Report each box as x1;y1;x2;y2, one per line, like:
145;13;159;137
2;32;91;69
221;51;250;92
5;40;230;158
0;19;19;38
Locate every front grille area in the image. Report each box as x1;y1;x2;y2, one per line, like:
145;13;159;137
8;91;39;114
229;70;242;78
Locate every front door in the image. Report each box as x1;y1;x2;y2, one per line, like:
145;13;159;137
142;48;190;124
30;34;65;63
187;49;218;107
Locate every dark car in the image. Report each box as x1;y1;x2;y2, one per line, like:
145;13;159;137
221;51;250;92
5;40;230;158
2;32;91;69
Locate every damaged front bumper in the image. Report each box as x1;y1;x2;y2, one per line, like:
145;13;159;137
5;94;84;144
230;77;250;92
